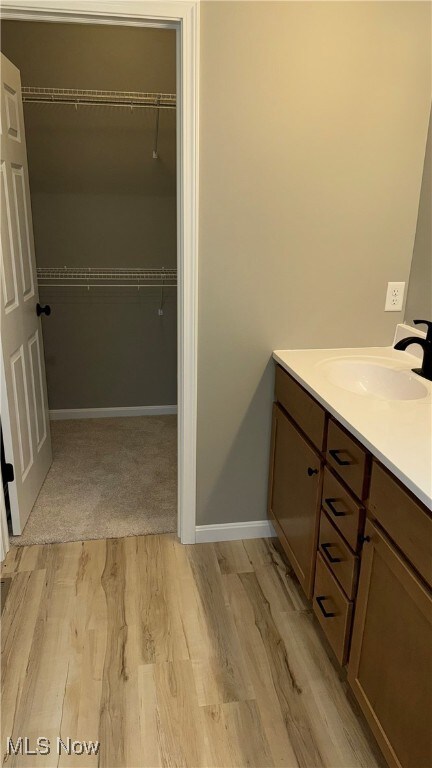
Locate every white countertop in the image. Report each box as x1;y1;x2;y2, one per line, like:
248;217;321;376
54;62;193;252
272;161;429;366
273;345;432;510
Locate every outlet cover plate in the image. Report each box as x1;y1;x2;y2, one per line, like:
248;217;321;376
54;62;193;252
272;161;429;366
385;281;405;312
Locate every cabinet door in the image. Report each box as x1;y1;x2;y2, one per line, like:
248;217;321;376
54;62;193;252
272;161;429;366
268;404;321;598
348;520;432;768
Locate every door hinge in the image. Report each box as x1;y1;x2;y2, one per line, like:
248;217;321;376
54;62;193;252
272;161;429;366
3;463;14;483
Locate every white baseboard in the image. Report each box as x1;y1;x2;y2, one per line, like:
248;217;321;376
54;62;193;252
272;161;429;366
49;405;177;420
195;519;276;543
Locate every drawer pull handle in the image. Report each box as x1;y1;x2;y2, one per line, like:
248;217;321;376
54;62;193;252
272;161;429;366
324;498;346;517
315;595;336;618
360;535;371;544
321;542;342;563
307;467;319;476
329;449;352;466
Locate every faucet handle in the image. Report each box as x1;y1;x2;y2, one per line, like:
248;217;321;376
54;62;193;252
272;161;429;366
413;320;432;342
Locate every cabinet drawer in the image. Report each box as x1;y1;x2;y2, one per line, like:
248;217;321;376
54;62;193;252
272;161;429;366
322;467;364;551
326;419;370;499
275;365;325;451
369;462;432;587
318;511;359;600
313;552;353;666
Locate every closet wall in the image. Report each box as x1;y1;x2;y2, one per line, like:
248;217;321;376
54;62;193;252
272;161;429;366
1;22;177;410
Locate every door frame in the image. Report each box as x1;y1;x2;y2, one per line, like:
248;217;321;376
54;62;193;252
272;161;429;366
0;0;199;545
0;483;9;562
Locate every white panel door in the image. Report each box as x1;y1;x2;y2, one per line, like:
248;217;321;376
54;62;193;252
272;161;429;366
0;53;52;534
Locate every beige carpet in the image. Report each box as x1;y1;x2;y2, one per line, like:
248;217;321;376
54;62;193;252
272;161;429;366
11;416;177;546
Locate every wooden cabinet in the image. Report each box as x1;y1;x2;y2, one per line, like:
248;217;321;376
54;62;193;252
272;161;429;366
322;467;365;551
313;551;353;665
269;362;432;768
369;462;432;587
348;520;432;768
326;418;370;500
268;403;322;599
274;364;326;450
318;510;359;600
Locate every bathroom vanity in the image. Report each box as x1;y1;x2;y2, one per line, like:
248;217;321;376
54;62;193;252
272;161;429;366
268;343;431;768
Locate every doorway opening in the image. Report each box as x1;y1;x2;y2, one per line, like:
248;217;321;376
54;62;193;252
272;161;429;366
0;4;198;550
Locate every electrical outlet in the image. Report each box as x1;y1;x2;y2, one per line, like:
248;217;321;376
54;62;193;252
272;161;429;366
385;281;405;312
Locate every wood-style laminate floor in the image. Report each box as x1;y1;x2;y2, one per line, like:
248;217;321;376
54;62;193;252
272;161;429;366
1;535;383;768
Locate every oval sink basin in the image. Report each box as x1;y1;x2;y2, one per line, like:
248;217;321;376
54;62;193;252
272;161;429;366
321;358;429;401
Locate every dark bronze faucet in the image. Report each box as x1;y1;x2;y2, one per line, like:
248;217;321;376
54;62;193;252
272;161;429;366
394;320;432;381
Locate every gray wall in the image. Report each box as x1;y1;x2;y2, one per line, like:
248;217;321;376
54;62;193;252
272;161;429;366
3;7;431;528
405;112;432;326
197;1;431;526
1;21;177;409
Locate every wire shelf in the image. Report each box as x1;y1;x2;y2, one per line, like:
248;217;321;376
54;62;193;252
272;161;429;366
22;87;176;110
36;267;177;288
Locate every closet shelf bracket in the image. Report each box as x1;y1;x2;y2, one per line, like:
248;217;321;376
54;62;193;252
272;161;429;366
153;97;161;160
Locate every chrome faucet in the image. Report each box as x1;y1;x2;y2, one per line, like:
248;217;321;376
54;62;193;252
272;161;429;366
394;320;432;381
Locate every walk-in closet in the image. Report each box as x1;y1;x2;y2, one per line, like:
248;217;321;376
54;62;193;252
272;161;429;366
1;21;178;544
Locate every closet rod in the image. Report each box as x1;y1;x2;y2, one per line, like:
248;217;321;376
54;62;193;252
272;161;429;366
22;87;176;110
